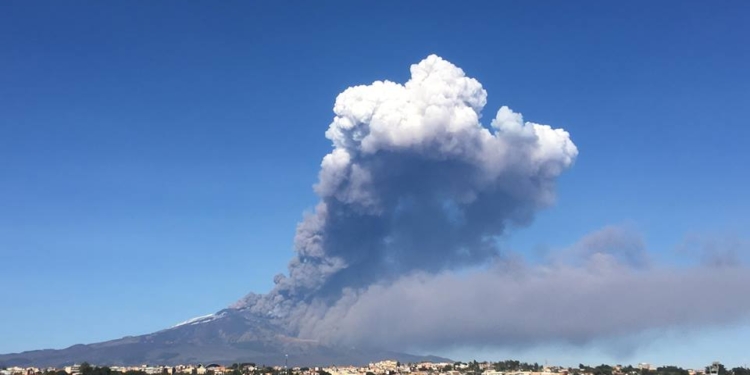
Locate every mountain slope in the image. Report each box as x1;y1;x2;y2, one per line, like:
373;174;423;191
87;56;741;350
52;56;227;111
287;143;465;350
0;309;449;367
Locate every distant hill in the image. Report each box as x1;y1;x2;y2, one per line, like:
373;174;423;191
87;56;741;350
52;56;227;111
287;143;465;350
0;308;449;367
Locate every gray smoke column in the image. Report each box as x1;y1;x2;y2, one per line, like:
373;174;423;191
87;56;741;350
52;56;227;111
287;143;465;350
225;55;750;352
233;55;578;325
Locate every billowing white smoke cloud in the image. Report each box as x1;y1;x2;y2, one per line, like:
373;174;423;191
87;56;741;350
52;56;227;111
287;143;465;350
234;55;577;324
230;55;750;352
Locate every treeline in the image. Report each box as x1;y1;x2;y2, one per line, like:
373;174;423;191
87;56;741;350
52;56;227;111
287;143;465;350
41;364;150;375
575;364;638;375
700;364;750;375
16;361;750;375
39;363;291;375
574;364;750;375
39;364;215;375
493;361;543;372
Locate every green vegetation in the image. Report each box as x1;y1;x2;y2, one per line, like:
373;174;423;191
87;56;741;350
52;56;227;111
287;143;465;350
16;359;750;375
492;361;540;372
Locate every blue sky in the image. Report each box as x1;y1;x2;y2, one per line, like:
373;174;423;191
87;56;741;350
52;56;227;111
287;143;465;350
1;0;749;368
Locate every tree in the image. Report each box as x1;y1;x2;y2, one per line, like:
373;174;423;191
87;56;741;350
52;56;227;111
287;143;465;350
494;360;521;372
592;364;613;375
654;366;688;375
80;363;93;375
706;364;728;375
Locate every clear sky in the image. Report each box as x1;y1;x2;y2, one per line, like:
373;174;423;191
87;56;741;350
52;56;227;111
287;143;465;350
1;0;749;368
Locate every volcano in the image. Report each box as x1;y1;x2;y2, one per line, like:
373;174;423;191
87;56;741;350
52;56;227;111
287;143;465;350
1;55;579;368
0;307;449;367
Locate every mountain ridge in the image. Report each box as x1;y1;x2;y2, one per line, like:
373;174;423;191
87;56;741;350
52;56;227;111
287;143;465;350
0;308;450;367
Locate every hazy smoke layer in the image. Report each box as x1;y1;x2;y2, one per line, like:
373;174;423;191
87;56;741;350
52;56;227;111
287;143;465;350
233;55;578;324
295;227;750;350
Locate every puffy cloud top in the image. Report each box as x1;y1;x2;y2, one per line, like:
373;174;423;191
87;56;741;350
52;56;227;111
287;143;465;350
319;54;577;210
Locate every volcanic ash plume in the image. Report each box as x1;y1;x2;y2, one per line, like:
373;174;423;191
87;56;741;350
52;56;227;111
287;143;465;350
233;54;578;331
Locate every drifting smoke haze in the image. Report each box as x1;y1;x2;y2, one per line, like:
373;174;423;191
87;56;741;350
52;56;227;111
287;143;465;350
297;228;750;351
232;55;750;352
